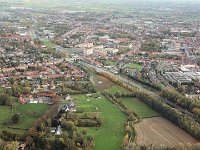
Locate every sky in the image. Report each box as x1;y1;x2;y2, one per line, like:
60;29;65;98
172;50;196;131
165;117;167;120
0;0;199;2
0;0;200;7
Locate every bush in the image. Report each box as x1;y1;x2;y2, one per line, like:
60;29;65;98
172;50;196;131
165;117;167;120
0;94;11;106
11;113;20;124
0;130;22;141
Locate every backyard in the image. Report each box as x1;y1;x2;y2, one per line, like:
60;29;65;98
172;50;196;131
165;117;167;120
103;60;117;66
41;39;56;48
124;63;142;71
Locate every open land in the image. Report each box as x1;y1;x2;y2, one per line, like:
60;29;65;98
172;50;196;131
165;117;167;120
134;117;199;148
105;85;130;94
72;94;126;150
118;97;160;118
93;74;113;91
0;104;48;131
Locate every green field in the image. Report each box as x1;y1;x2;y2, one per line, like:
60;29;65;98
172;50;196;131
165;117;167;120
118;98;160;118
103;60;117;66
42;39;56;48
72;94;126;150
0;106;11;130
124;63;142;71
0;104;48;130
105;84;130;95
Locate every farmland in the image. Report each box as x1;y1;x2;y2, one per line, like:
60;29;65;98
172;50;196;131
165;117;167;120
72;94;126;150
118;97;160;118
134;117;199;148
86;73;200;149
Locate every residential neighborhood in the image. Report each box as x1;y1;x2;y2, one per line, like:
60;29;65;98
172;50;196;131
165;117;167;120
0;0;200;150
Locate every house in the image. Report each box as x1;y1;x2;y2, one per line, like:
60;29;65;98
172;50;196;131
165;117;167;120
62;101;76;113
78;42;93;49
55;125;62;136
65;94;73;101
84;48;94;55
105;48;119;54
50;127;57;133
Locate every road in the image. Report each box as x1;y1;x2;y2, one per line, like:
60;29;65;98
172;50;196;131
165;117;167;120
61;25;83;38
79;61;200;124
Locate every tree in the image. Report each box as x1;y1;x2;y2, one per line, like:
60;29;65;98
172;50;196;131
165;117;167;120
0;94;11;106
140;39;161;52
0;139;6;149
82;128;88;135
25;136;33;145
62;121;75;131
123;142;137;150
3;141;19;150
52;138;65;150
11;113;20;124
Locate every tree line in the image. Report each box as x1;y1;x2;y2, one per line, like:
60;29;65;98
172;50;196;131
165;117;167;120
115;91;200;140
160;87;200;117
98;72;200;140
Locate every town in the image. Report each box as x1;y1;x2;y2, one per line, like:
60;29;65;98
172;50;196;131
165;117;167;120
0;0;200;150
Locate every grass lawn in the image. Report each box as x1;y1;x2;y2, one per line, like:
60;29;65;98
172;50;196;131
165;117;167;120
125;63;142;71
105;84;130;95
118;98;160;118
0;106;12;131
73;95;97;112
42;39;56;48
13;104;48;128
103;60;117;66
0;104;48;130
72;94;126;150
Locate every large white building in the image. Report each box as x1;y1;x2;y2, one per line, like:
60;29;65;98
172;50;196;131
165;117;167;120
84;48;94;55
105;48;119;54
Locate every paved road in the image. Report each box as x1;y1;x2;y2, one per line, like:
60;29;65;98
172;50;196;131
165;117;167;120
61;25;83;38
80;61;200;123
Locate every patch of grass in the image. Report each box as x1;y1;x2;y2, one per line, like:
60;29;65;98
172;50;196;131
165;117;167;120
103;60;117;66
72;94;126;150
125;63;142;71
42;39;56;48
118;98;160;118
12;104;48;128
0;104;48;130
105;84;130;95
0;106;11;130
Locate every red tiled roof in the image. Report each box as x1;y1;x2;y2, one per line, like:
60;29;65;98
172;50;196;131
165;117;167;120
0;35;31;40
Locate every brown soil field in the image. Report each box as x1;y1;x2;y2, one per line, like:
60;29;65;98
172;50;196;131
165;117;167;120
134;117;199;148
93;74;113;91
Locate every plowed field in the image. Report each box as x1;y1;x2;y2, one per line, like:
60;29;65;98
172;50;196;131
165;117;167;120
134;117;199;147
